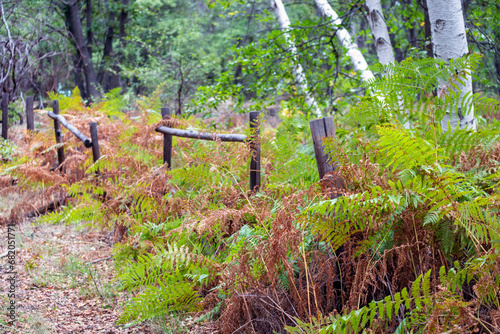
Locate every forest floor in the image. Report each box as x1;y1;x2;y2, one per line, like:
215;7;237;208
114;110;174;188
0;218;155;334
0;124;224;334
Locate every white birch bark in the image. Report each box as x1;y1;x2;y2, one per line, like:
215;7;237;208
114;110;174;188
269;0;322;116
427;0;476;130
365;0;395;66
365;0;412;128
314;0;375;83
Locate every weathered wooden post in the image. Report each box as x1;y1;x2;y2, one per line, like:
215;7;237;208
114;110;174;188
1;93;8;140
89;122;100;163
89;122;101;176
249;111;261;192
52;100;65;168
310;117;335;179
310;116;343;198
161;107;172;167
26;96;34;131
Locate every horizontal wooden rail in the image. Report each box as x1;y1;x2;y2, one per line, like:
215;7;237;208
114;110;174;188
155;126;247;142
156;110;260;192
47;111;92;148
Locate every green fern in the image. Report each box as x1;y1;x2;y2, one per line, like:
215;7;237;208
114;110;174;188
117;243;217;325
117;271;202;325
287;255;500;333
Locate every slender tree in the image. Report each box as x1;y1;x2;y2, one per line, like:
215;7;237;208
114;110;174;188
63;0;99;99
269;0;321;116
314;0;375;83
98;0;121;91
365;0;395;66
365;0;412;128
427;0;476;130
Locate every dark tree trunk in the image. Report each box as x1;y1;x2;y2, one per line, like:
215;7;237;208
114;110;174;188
64;0;99;99
496;6;500;97
403;0;418;49
98;0;121;91
422;0;433;58
119;0;129;45
118;0;129;89
73;54;87;99
86;0;92;55
461;0;471;24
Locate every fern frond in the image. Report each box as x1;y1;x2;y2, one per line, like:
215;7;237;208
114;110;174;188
117;271;202;325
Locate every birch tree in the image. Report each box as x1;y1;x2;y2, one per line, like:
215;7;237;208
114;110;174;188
365;0;412;128
427;0;476;130
365;0;395;66
269;0;321;116
314;0;375;83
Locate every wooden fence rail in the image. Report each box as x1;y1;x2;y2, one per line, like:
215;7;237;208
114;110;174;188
47;100;100;169
155;111;261;192
40;100;339;196
155;127;247;142
47;111;92;148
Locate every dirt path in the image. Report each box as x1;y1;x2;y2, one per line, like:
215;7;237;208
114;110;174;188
0;220;152;334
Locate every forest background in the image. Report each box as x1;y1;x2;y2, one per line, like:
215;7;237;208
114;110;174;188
2;0;500;115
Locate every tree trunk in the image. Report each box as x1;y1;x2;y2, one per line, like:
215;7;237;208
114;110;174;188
422;0;433;58
73;54;87;99
119;0;129;45
98;0;121;91
365;0;411;128
86;0;92;55
402;0;418;49
64;0;99;99
427;0;476;130
494;53;500;98
365;0;395;66
118;0;129;89
314;0;375;83
270;0;322;116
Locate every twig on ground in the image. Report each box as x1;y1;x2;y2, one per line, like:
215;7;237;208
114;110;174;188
86;256;111;265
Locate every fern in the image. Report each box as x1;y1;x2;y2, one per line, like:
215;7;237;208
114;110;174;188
287;256;500;333
118;243;214;290
117;243;217;325
117;271;202;325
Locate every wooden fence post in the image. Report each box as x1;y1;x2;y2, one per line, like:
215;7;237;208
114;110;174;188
310;116;344;198
89;122;101;176
26;96;34;131
249;111;261;192
52;100;65;168
309;117;335;180
89;122;100;163
161;107;172;167
2;93;8;140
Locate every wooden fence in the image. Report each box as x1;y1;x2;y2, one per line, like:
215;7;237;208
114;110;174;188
47;100;100;170
1;97;341;195
1;94;36;140
155;108;261;192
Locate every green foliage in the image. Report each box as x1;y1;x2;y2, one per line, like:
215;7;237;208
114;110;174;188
294;55;500;333
117;243;215;325
263;113;318;189
100;88;130;120
47;87;85;112
0;138;17;161
36;202;104;226
287;253;500;333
